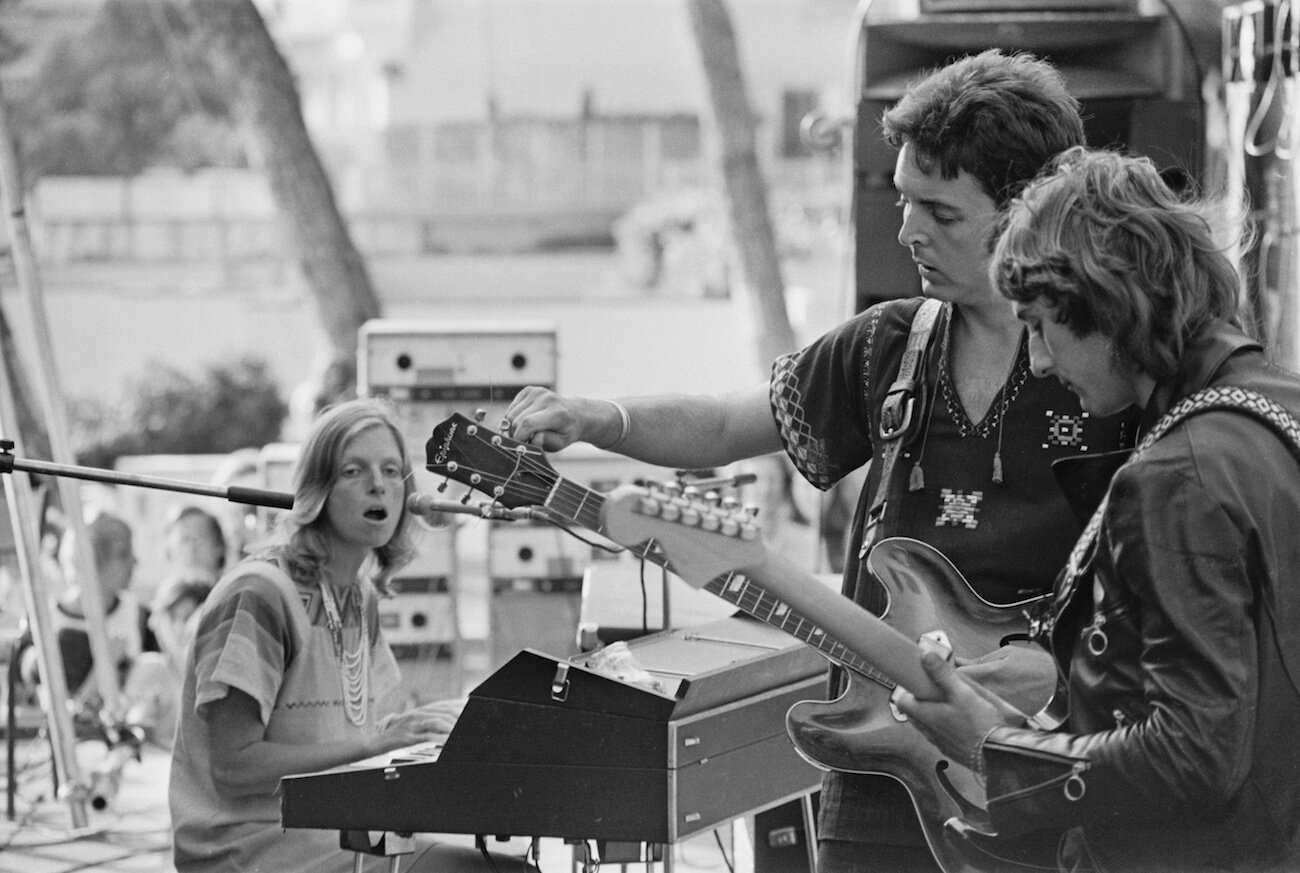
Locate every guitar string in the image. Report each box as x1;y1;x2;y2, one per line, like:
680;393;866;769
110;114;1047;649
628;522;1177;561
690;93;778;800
439;429;894;686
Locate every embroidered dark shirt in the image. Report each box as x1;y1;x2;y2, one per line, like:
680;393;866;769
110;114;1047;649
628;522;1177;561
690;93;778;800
770;297;1136;843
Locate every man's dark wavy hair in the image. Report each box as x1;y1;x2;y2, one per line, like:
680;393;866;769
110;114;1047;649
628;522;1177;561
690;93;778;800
882;49;1085;209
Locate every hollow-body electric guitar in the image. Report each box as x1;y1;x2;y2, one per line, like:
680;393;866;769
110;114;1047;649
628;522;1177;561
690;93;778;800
425;413;1041;873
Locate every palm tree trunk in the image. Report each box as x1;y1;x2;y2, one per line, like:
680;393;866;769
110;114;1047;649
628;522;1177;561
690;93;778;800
687;0;798;370
177;0;381;405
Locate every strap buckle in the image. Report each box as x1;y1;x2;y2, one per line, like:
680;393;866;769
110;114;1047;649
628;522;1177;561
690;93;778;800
878;380;917;441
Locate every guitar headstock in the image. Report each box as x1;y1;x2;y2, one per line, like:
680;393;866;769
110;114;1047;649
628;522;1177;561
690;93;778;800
425;413;560;509
601;483;764;585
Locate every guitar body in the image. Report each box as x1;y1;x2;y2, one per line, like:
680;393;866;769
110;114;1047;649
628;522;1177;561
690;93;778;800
785;537;1046;873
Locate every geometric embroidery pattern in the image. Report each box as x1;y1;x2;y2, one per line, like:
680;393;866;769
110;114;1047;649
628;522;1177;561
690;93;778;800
1043;409;1090;450
771;352;836;489
935;488;984;529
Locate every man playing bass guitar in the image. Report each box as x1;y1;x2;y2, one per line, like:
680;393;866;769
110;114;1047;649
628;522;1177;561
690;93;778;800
504;50;1134;873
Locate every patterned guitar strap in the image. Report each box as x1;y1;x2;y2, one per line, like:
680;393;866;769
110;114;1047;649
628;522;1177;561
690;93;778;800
1028;385;1300;730
860;298;946;555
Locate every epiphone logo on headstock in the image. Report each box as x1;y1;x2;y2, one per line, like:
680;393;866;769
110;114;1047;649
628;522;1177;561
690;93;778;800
432;420;458;466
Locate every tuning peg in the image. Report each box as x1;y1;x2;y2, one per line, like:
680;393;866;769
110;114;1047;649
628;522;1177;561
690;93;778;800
437;480;449;493
473;409;487;422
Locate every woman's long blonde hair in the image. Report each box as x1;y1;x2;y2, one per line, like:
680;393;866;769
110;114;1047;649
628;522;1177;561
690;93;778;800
274;398;417;592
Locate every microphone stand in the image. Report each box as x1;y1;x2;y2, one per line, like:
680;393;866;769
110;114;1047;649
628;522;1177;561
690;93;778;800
0;440;292;823
0;443;294;511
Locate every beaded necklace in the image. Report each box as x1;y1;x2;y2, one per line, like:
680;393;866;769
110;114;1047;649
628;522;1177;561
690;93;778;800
318;582;369;726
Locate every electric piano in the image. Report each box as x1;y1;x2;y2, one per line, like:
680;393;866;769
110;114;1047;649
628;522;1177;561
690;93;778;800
280;615;825;845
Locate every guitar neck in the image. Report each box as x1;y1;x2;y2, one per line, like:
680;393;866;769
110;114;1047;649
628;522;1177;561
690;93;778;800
544;474;893;688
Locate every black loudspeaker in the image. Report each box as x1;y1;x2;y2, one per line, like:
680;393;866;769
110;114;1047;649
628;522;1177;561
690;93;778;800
753;795;819;873
852;8;1201;314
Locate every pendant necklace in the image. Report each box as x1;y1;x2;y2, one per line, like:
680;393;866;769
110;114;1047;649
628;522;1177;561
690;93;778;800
319;582;369;726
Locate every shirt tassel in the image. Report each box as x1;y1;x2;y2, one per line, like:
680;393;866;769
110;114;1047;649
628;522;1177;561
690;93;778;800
992;452;1004;484
909;463;925;492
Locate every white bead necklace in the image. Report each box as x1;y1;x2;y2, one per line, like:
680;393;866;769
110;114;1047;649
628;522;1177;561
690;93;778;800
319;582;369;726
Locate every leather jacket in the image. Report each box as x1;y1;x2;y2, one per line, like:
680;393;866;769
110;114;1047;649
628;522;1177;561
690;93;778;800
979;322;1300;872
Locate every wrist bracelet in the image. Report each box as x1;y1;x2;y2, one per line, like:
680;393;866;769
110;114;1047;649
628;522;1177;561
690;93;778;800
604;400;631;451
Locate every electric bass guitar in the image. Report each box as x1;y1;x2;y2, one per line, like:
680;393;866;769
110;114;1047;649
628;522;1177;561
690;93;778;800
424;413;1048;873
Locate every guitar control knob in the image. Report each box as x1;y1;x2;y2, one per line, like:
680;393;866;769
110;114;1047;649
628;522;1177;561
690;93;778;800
739;522;759;541
661;502;681;522
700;512;720;532
638;496;662;516
720;517;740;537
682;485;700;501
681;506;701;526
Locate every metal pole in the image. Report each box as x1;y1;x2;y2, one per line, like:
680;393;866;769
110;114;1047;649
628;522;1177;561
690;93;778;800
0;361;87;828
0;76;122;725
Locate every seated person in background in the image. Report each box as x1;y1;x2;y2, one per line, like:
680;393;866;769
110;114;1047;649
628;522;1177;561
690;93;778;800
896;147;1300;872
168;399;534;873
23;511;159;717
124;574;213;748
162;505;228;583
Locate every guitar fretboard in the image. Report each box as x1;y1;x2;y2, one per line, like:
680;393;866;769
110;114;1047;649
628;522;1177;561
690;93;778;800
545;474;895;690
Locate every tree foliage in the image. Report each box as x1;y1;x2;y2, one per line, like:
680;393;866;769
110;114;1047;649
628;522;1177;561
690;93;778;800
73;357;287;469
10;0;244;178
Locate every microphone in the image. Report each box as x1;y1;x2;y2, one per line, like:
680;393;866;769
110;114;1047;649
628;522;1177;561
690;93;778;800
406;492;549;522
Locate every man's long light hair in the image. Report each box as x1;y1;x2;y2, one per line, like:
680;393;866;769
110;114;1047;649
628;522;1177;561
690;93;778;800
994;147;1245;381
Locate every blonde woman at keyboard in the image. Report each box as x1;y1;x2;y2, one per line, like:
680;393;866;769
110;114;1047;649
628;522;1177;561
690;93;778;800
169;399;533;873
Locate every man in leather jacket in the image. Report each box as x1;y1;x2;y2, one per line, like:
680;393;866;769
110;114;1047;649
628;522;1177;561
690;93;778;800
897;147;1300;872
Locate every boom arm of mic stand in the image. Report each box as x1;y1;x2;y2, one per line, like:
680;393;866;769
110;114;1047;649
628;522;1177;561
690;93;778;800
0;440;294;509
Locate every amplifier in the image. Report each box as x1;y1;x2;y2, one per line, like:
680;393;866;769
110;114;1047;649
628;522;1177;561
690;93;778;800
380;526;457;655
359;319;557;425
487;522;587;581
